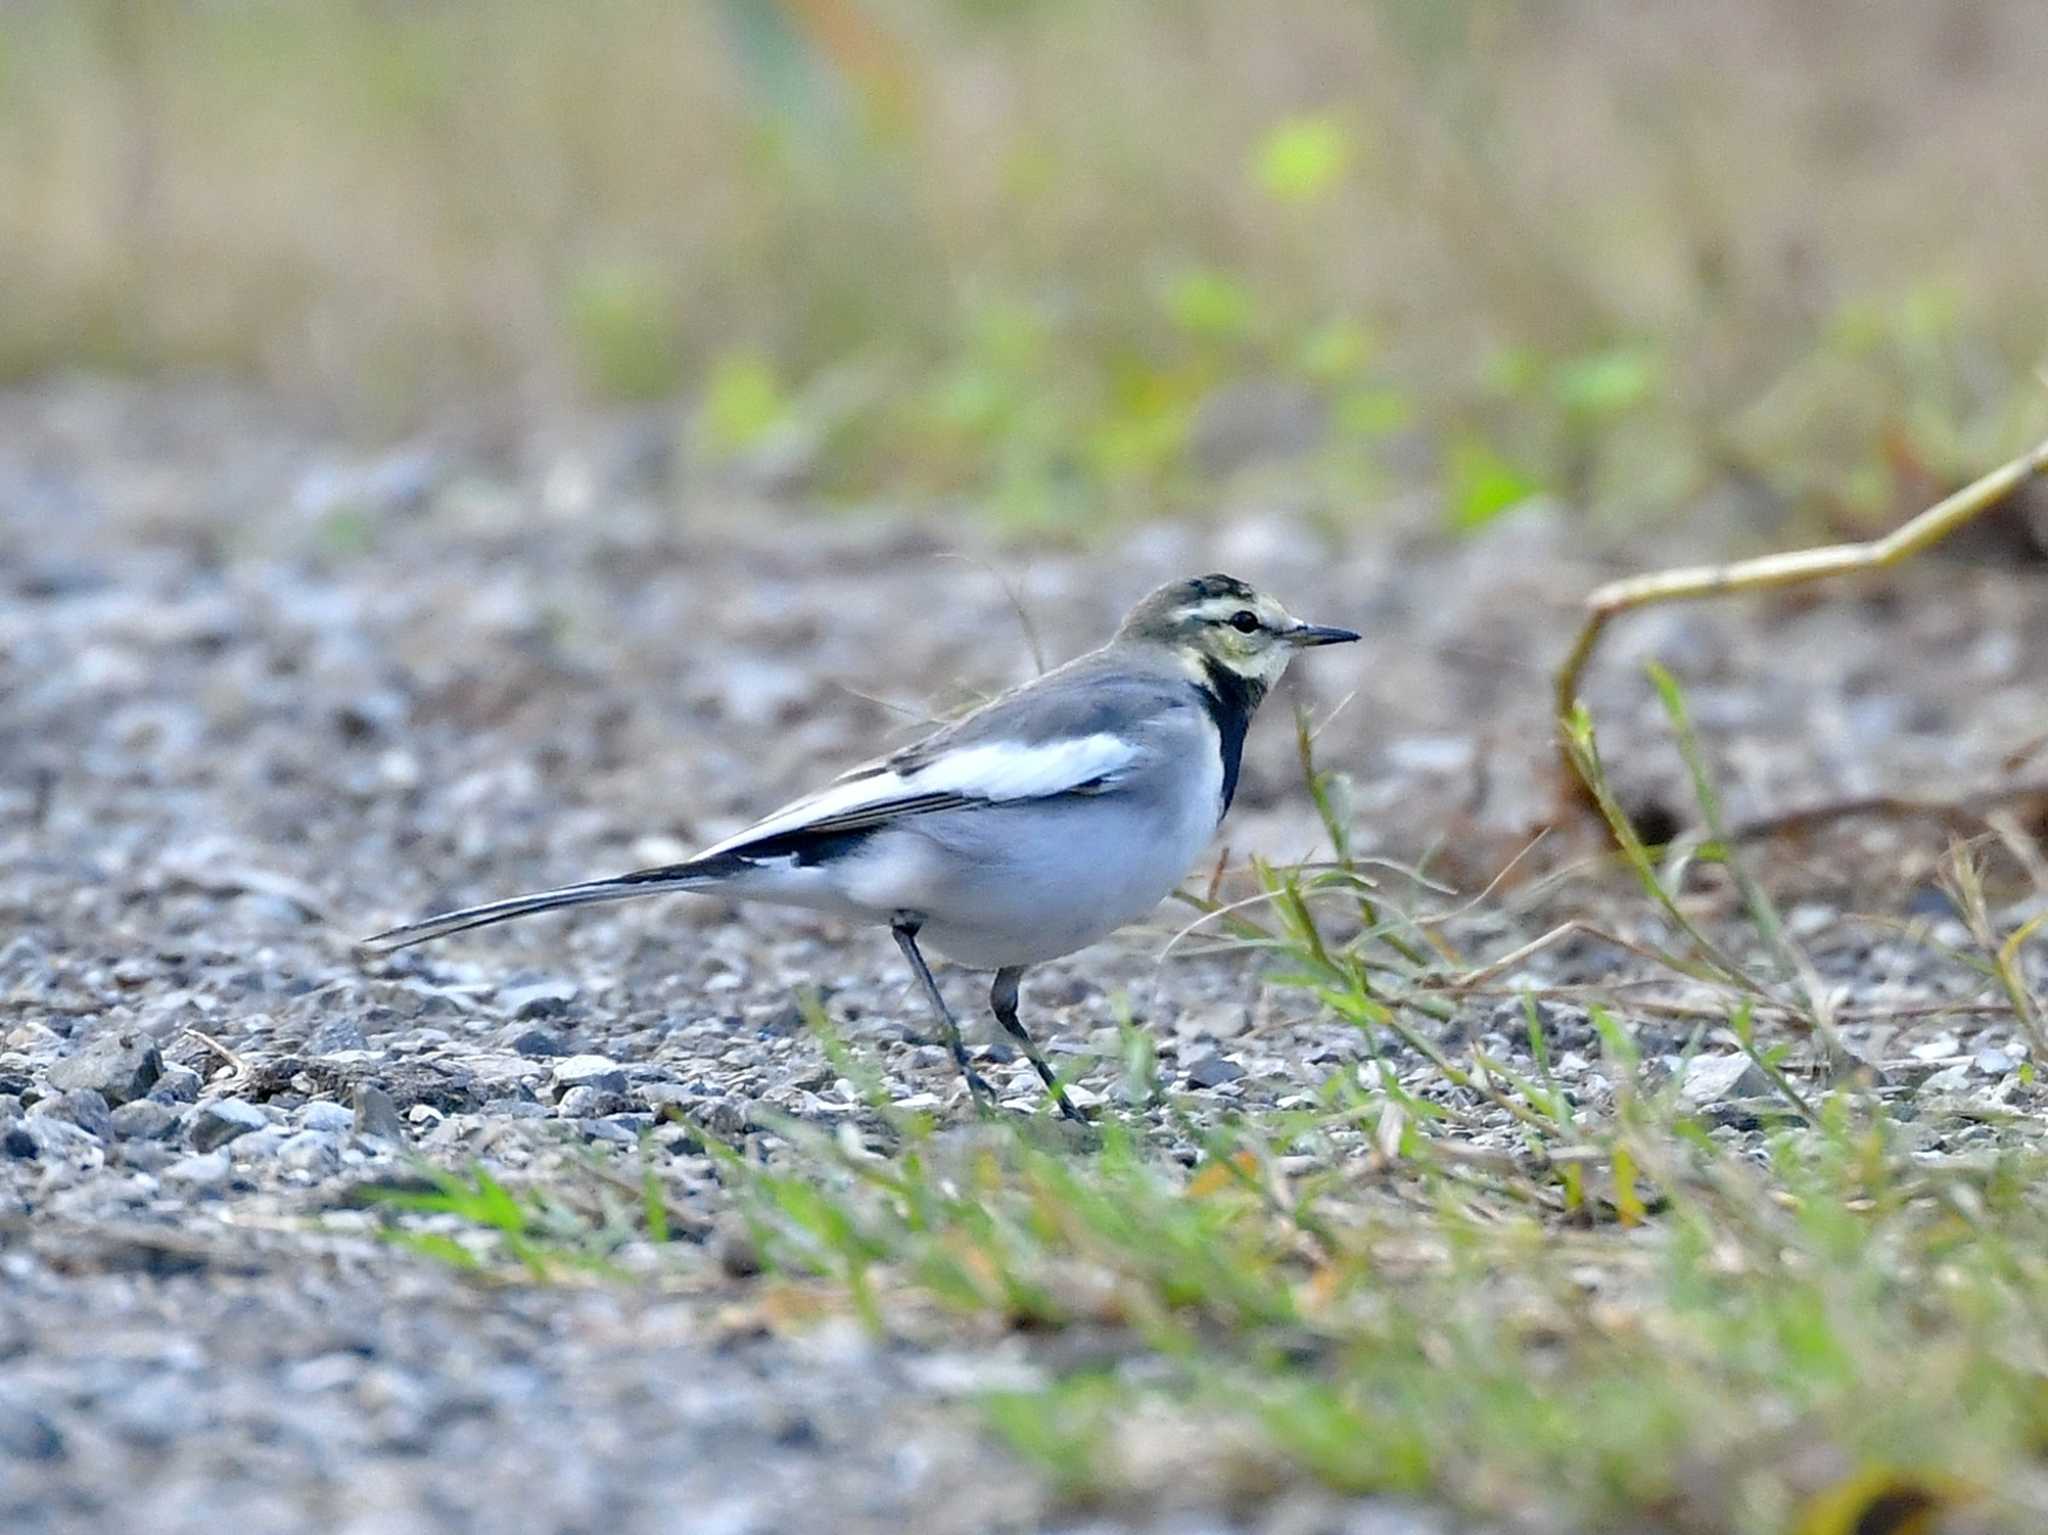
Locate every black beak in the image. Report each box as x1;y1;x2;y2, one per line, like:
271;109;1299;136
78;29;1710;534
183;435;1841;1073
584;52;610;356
1287;623;1361;647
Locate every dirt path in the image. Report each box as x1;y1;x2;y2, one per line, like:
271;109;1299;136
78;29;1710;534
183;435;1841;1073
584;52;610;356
4;380;2044;1534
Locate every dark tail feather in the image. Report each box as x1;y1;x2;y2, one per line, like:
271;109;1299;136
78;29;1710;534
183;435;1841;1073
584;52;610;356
356;860;726;955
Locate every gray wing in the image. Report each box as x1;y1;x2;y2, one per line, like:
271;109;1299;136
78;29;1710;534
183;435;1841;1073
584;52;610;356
885;651;1198;773
695;652;1200;858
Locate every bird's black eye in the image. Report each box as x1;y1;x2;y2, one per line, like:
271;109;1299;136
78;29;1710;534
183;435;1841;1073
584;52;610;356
1229;609;1261;634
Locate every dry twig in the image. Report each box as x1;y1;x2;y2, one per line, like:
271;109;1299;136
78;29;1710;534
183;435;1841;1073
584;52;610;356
1553;434;2048;813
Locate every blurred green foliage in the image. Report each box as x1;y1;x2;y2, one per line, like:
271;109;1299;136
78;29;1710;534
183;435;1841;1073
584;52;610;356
565;258;688;401
1;0;2044;532
1251;115;1351;205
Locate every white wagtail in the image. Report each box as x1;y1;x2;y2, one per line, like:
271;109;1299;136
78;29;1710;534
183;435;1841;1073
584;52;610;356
360;574;1358;1121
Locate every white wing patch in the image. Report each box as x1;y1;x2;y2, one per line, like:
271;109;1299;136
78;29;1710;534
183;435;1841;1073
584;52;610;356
910;734;1136;799
696;732;1140;859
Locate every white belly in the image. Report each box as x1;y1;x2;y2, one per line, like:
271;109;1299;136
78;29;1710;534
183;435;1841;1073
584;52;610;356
718;742;1224;969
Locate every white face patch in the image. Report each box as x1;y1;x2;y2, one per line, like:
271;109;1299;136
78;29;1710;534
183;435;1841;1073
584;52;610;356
1237;642;1296;689
1172;592;1300;688
1185;594;1291;630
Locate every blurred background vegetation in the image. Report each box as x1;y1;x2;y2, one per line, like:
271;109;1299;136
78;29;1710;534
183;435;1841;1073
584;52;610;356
4;0;2045;535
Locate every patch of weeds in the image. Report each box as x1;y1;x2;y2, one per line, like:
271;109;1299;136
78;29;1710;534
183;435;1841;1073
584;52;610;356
360;1152;686;1283
697;347;792;457
369;681;2048;1530
561;256;686;403
1250;114;1351;206
1441;430;1542;533
686;1049;2047;1530
1939;840;2048;1063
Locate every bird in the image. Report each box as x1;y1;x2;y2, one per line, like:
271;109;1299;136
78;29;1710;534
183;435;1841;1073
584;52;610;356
358;573;1359;1122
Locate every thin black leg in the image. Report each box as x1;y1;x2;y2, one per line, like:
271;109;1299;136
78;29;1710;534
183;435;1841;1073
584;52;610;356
991;966;1086;1123
891;919;994;1107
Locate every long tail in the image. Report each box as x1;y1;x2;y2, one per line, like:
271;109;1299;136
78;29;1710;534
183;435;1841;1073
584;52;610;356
356;859;729;954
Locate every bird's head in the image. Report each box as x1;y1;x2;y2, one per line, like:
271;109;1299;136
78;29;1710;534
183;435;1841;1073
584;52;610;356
1116;573;1359;693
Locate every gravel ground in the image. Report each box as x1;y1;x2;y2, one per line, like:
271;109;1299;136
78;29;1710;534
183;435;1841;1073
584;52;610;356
3;379;2046;1534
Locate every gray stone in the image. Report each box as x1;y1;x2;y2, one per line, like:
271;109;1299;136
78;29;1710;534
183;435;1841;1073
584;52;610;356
1975;1048;2015;1075
0;1395;66;1461
1337;1501;1459;1535
105;1375;191;1448
117;1142;176;1175
481;1098;550;1120
352;1084;408;1142
637;1081;698;1112
551;1054;627;1096
162;1150;231;1190
307;1017;369;1055
275;1130;341;1176
582;1112;655;1145
703;1097;753;1138
39;1088;113;1140
285;1351;367;1394
1680;1053;1772;1106
505;1026;569;1057
502;979;579;1020
228;1126;290;1161
148;1063;203;1103
15;1115;103;1167
1174;1004;1252;1041
188;1099;269;1151
0;933;46;971
299;1100;356;1134
557;1085;633;1119
1183;1052;1247;1089
1920;1063;1973;1094
45;1032;161;1105
109;1098;182;1141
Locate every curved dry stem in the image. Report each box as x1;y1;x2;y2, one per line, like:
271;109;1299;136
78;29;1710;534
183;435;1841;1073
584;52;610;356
1553;433;2048;813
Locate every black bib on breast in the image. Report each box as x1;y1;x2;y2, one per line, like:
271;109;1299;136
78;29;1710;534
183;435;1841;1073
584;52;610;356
1195;658;1266;815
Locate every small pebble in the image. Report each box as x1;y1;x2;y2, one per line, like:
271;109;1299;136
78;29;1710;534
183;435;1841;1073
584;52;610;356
552;1055;628;1097
40;1088;114;1141
14;1116;104;1166
501;980;579;1020
148;1065;203;1104
481;1099;550;1120
229;1126;291;1161
275;1130;341;1175
45;1033;162;1106
188;1099;269;1152
1680;1054;1772;1106
307;1019;370;1055
1920;1063;1973;1094
0;1398;66;1462
353;1085;408;1142
1184;1052;1247;1089
162;1150;231;1190
558;1085;634;1118
299;1100;356;1134
109;1099;182;1141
